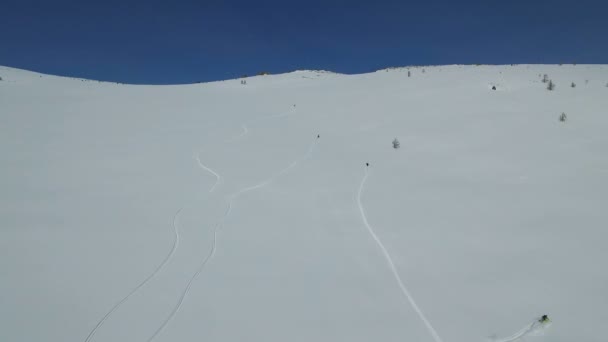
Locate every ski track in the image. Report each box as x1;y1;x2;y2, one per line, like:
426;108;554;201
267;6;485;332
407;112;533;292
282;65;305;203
235;124;249;140
226;124;249;143
83;208;182;342
146;136;318;342
492;319;548;342
227;107;297;143
357;166;444;342
250;107;297;123
194;153;222;193
145;222;219;342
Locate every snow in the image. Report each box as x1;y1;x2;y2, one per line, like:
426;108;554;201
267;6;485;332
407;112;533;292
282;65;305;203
1;64;607;342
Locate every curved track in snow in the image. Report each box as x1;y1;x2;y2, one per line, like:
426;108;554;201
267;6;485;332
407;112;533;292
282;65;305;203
491;318;550;342
225;124;249;143
146;136;318;342
250;106;297;123
194;153;222;193
229;136;317;199
83;208;182;342
145;221;220;342
357;166;444;342
228;106;297;143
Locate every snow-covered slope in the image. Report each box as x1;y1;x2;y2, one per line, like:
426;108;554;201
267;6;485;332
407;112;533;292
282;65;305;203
1;65;607;342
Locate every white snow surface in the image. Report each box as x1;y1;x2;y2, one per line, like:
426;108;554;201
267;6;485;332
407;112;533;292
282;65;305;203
1;65;607;342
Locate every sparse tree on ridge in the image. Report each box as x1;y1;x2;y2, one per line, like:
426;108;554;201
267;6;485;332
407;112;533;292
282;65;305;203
542;74;549;83
547;80;555;91
392;138;400;149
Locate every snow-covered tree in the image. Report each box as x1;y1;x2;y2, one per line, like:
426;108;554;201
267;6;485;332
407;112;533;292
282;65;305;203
559;112;567;122
547;80;555;91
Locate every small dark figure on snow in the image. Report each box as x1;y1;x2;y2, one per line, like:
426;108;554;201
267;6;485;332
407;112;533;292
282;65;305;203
491;86;496;90
539;315;549;323
317;134;320;138
366;162;369;167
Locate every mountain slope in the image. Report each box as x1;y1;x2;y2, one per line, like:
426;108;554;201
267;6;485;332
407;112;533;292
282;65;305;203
1;65;607;342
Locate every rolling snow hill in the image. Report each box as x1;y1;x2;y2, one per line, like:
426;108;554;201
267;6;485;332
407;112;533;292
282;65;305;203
1;64;607;342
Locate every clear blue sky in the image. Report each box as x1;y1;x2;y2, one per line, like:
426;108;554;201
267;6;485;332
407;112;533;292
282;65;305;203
1;0;606;84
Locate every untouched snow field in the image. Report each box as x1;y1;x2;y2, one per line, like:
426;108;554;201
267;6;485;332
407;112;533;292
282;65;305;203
1;65;607;342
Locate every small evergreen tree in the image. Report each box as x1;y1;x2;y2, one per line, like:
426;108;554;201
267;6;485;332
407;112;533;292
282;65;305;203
542;74;549;83
571;82;576;88
559;112;567;122
547;80;555;91
392;138;400;149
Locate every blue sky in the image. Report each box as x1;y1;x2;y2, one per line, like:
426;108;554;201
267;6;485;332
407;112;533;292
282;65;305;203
1;0;606;84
